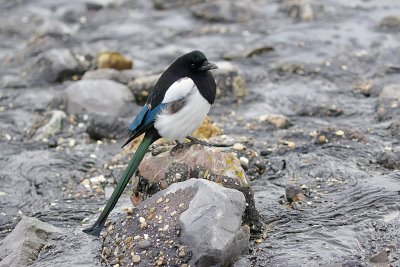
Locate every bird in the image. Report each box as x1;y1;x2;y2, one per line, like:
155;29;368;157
83;50;218;236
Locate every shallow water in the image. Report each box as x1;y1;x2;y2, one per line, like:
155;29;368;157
0;0;399;266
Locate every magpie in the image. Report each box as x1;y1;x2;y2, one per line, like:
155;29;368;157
83;50;218;236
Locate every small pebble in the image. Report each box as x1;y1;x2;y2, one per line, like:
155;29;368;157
178;250;186;257
156;197;163;204
233;143;245;151
138;239;151;249
335;130;345;137
131;254;141;263
239;156;249;169
287;141;296;149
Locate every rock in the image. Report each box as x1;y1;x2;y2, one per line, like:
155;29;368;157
232;256;252;267
137;145;249;190
82;69;135;84
191;1;253;23
280;0;323;22
33;110;67;141
180;179;249;267
192;116;222;140
208;134;251;147
153;0;205;10
258;114;292;129
213;61;247;102
96;51;133;70
0;74;27;88
128;74;160;105
26;48;90;83
285;185;306;203
102;179;249;267
379;84;400;99
379;16;400;30
31;228;102;267
63;79;134;116
389;120;400;139
377;85;400;121
136;144;262;233
370;250;389;264
86;113;129;140
376;151;400;170
0;216;62;267
86;0;118;10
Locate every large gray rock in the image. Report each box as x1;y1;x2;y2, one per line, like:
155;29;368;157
101;178;249;267
63;79;134;116
30;229;102;267
27;48;90;83
0;217;62;267
180;179;249;267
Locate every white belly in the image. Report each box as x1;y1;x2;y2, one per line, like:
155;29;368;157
154;88;211;141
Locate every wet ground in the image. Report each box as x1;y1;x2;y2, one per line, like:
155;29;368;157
1;0;400;266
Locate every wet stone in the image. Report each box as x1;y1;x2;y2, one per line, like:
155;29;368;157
82;69;135;84
191;1;254;23
25;48;90;83
86;113;128;140
379;16;400;30
63;79;134;116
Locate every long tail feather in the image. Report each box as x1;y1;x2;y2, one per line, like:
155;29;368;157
83;130;159;236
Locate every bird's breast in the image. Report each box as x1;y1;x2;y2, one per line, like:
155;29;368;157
154;88;210;141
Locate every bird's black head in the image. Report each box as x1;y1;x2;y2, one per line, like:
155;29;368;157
174;50;218;73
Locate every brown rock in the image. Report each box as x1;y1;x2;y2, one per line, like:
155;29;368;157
258;114;292;129
96;51;133;70
137;144;249;188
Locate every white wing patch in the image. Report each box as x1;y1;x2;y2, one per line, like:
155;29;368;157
155;86;211;141
162;77;195;103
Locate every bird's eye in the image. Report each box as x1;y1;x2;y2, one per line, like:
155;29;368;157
191;63;195;68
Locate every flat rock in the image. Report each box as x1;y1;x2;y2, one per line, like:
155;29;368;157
379;84;400;99
137;144;249;191
63;79;134;116
31;229;102;267
102;178;249;267
82;69;135;84
0;216;62;267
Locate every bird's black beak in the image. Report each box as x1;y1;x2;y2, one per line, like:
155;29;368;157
198;61;218;71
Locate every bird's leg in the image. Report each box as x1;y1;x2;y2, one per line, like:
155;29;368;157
170;140;185;155
186;135;212;147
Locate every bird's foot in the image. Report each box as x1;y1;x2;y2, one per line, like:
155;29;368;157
82;222;104;237
186;136;212;147
170;137;211;155
170;140;186;155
